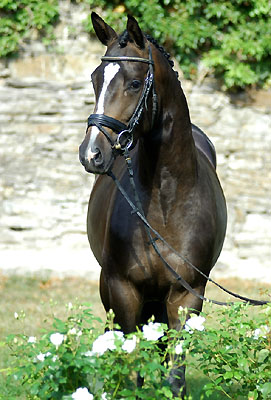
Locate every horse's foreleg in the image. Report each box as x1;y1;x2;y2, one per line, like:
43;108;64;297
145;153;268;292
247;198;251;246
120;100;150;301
100;272;144;393
100;271;142;334
166;285;205;398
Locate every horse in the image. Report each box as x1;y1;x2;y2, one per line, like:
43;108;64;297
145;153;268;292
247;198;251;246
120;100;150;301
79;12;227;397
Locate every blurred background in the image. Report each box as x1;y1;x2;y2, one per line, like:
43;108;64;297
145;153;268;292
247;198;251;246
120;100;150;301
0;0;270;282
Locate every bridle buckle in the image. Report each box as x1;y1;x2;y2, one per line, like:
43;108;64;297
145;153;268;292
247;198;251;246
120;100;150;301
114;129;133;152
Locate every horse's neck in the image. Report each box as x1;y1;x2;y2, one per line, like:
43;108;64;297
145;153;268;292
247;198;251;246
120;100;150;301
138;73;197;190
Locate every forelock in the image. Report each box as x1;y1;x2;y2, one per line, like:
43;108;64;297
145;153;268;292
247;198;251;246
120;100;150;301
118;30;130;48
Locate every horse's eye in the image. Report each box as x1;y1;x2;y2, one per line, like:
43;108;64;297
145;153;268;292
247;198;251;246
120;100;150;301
130;80;141;90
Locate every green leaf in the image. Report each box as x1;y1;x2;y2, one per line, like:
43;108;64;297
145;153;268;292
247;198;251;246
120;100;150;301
224;371;234;380
259;382;271;398
257;349;269;363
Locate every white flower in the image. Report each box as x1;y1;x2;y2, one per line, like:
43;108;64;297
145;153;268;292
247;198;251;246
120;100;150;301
253;328;261;339
122;335;137;353
68;302;73;310
92;331;124;355
185;315;205;333
36;352;51;362
253;325;270;339
175;341;184;355
36;353;46;362
101;393;108;400
142;322;164;341
14;312;19;319
68;328;82;337
50;333;64;347
71;387;93;400
28;336;36;344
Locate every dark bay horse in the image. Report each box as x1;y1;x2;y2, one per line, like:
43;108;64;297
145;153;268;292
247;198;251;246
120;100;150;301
79;12;227;397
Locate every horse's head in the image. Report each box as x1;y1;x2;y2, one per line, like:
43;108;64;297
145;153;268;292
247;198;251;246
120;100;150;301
79;13;157;174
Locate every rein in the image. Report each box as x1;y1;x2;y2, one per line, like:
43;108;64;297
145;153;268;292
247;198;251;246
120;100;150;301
107;156;269;307
89;45;269;307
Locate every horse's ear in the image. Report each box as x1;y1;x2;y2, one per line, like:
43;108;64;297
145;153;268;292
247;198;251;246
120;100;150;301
91;12;118;46
127;15;145;49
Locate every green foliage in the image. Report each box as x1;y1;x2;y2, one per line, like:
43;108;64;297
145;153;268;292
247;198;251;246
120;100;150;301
83;0;271;90
0;0;59;57
189;302;271;399
2;301;271;399
1;0;270;89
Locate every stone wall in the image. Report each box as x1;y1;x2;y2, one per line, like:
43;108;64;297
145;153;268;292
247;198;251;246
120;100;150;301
0;2;270;281
188;84;271;282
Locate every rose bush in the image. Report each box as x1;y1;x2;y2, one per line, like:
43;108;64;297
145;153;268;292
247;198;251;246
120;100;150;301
3;301;271;399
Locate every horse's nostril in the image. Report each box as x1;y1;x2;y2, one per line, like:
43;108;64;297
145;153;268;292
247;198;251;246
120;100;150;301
94;151;100;160
93;149;103;166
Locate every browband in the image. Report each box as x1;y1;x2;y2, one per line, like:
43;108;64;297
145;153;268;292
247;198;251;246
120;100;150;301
101;56;154;65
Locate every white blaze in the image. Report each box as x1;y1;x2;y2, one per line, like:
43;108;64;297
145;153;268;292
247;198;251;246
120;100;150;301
88;63;120;158
97;63;120;114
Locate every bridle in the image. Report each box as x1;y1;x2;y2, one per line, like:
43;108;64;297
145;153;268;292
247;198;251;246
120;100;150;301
87;46;157;155
86;45;269;307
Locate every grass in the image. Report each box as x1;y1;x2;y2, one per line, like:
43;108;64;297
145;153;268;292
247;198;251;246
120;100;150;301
0;274;106;400
0;273;270;399
0;274;105;340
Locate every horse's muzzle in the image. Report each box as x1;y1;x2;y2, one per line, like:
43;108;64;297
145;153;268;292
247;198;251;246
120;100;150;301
79;140;113;175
